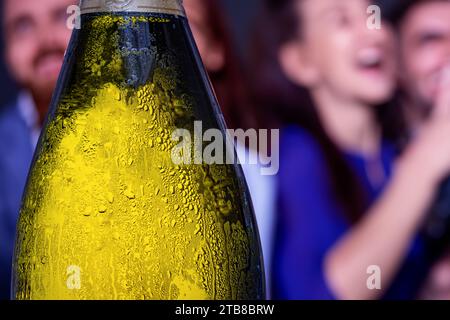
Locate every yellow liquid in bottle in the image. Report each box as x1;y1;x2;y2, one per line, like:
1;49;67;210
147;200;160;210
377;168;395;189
13;14;264;300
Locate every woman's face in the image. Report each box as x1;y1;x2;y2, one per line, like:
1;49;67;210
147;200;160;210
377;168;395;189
290;0;397;105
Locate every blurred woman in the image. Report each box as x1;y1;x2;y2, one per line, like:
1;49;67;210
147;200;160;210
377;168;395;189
184;0;277;297
252;0;450;299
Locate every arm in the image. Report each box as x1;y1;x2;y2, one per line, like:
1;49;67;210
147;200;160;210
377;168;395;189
325;69;450;300
325;155;438;300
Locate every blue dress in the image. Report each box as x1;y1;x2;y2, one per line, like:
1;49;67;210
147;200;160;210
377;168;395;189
272;126;431;300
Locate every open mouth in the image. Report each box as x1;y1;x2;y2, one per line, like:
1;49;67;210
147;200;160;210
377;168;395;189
355;48;384;73
35;53;64;78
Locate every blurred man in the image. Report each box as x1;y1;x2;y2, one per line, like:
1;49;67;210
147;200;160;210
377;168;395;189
396;0;450;133
0;0;76;299
394;0;450;299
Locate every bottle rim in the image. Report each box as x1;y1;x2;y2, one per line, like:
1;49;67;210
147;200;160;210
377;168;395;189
79;0;186;17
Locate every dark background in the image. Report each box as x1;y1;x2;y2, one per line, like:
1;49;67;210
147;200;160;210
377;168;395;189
0;0;259;108
0;1;18;108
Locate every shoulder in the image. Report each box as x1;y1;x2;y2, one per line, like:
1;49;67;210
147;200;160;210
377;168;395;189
280;125;328;172
0;100;30;160
277;125;333;196
0;100;23;132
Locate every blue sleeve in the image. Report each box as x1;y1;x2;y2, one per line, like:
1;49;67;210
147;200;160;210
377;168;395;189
272;126;349;300
0;163;13;300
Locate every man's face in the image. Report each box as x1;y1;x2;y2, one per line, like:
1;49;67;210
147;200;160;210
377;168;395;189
399;1;450;109
3;0;75;100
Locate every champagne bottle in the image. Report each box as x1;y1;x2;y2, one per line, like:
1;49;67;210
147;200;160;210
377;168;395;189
12;0;264;300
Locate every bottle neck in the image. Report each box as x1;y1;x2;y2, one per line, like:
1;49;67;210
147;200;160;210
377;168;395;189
79;0;185;16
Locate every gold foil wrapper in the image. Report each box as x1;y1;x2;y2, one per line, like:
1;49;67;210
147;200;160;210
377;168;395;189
80;0;185;16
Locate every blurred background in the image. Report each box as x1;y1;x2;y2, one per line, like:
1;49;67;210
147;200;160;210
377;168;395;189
0;6;17;107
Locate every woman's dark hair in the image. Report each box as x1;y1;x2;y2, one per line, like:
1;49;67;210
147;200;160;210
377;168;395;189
248;0;407;223
200;0;257;131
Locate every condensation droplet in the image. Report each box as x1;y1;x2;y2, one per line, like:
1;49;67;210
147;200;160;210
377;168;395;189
124;189;136;199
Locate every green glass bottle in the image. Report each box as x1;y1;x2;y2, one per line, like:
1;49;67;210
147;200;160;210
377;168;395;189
12;0;264;300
